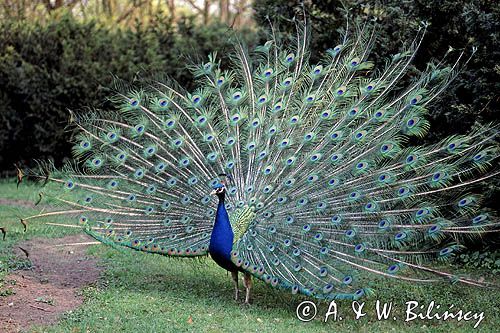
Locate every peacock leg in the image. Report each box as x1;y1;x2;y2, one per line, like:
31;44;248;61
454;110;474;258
243;272;252;304
231;271;239;300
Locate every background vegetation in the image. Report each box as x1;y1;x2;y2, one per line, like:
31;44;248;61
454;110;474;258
0;0;498;250
1;0;498;171
0;0;255;175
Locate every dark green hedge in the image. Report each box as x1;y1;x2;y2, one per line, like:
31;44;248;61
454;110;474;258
0;15;256;174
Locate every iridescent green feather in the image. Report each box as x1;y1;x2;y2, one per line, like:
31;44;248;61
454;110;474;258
229;205;256;243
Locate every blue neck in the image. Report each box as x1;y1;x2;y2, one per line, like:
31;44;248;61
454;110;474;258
208;195;236;271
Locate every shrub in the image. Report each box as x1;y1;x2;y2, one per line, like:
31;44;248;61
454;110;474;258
0;14;257;174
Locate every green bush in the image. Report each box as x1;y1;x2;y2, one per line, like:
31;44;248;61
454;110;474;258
0;14;256;174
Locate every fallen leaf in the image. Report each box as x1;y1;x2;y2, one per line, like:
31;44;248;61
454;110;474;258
187;315;193;324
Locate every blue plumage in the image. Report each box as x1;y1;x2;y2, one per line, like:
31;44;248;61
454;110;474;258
209;185;237;272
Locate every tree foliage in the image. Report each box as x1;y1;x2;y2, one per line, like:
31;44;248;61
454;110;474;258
0;0;254;29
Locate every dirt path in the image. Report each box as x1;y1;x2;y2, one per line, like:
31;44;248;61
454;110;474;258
0;234;102;333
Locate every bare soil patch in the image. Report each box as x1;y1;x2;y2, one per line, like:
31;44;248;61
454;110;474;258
0;234;102;332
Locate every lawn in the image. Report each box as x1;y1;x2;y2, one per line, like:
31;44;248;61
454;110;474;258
0;179;498;332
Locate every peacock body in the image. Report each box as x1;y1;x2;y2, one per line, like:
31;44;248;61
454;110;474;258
24;22;499;303
209;183;237;272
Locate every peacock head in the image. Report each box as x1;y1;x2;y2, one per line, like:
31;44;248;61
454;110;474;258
210;183;226;199
210;173;231;199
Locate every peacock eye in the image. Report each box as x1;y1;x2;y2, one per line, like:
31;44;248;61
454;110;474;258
473;153;484;161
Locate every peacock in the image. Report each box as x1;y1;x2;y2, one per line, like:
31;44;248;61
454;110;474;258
20;21;499;304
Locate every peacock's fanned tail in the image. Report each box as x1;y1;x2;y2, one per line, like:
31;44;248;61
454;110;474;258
25;22;499;299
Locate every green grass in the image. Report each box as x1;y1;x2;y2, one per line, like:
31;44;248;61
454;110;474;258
0;179;79;281
0;179;498;332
